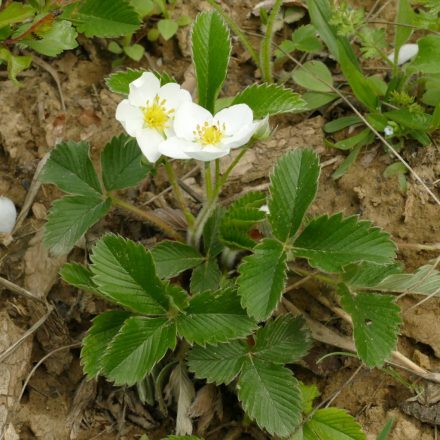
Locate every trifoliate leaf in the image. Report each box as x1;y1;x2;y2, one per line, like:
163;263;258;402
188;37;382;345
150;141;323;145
44;195;111;256
269;149;320;242
237;359;302;437
101;134;153;191
220;192;266;250
23;20;78;56
192;11;231;113
293;214;396;272
303;407;366;440
232;83;306;119
253;315;312;364
238;238;287;321
81;310;132;377
101;316;177;386
339;285;401;367
190;258;221;294
40;141;102;197
176;289;256;346
292;60;334;92
151;240;204;279
90;234;169;314
187;340;248;385
60;262;99;293
64;0;141;38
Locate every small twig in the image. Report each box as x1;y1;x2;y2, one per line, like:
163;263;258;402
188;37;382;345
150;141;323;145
0;305;53;364
13;153;49;234
0;276;46;304
31;54;66;112
396;241;440;252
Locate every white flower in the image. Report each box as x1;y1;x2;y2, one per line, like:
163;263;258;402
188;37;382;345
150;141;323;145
158;102;260;161
116;72;192;162
387;43;419;65
384;125;394;137
0;197;17;234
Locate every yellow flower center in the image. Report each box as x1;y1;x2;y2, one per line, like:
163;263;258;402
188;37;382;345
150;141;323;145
142;96;174;131
194;121;225;146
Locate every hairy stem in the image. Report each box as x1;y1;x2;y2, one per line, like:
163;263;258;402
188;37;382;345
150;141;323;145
260;0;283;83
111;195;183;241
164;161;195;227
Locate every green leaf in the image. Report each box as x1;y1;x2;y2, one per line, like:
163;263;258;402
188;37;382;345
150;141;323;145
202;208;224;257
190;258;221;294
106;68;144;94
44;196;111;256
332;143;363;180
65;0;141;37
232;83;306;119
187;340;247;385
324;116;362;133
338;42;378;110
303;408;366;440
23;20;78;56
302;91;338;110
90;234;169;314
0;2;34;28
300;383;320;415
192;10;231;113
129;0;155;17
269;149;320;241
124;43;145;61
290;24;323;53
158;18;178;40
253;315;311;364
373;264;440;296
292;60;334;92
101;134;152;191
238;359;302;437
101;316;177;385
411;35;440;73
342;262;403;289
238;238;287;321
394;0;414;60
339;285;401;367
0;48;32;83
293;214;396;272
176;289;256;345
165;437;203;440
327;129;374;151
151;240;204;279
81;310;132;377
376;419;394;440
220;192;266;250
60;262;99;293
40;141;102;196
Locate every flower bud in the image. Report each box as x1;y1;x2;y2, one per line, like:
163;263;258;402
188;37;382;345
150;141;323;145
0;197;17;234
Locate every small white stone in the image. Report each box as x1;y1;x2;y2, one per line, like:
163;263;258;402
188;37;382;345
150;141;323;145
387;43;419;65
0;197;17;233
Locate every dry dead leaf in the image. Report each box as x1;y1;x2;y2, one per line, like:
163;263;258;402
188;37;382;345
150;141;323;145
189;384;223;435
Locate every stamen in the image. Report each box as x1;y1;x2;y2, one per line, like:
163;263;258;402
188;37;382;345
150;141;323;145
142;95;174;131
195;121;225;146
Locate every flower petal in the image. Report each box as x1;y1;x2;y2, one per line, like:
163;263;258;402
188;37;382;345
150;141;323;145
158;137;192;159
214;104;253;136
222;122;258;149
135;127;164;163
183;144;230;161
157;83;192;112
129;72;161;107
116;99;144;136
173;102;213;140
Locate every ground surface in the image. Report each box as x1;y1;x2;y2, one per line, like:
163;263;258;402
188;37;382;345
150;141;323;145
1;1;440;439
